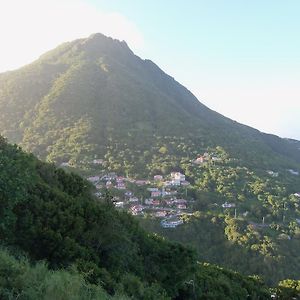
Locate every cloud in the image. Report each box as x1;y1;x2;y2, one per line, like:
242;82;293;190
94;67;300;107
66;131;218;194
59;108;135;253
0;0;144;72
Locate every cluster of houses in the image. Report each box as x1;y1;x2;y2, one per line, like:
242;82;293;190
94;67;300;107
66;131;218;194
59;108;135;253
85;171;192;228
193;152;221;165
267;169;300;177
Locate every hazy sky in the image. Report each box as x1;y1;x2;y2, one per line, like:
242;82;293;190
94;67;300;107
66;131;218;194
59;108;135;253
1;0;299;139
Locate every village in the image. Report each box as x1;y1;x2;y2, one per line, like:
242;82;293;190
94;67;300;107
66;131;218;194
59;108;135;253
87;170;192;228
82;152;237;229
62;151;300;230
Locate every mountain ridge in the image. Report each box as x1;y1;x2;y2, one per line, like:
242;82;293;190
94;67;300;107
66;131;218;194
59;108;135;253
0;33;299;174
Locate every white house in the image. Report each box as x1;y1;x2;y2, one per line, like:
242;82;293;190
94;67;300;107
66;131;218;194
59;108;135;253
222;202;236;208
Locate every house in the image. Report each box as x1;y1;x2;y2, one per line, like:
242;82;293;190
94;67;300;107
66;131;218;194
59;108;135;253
155;211;167;218
145;198;154;205
116;176;125;183
211;156;221;162
129;197;139;203
171;179;181;186
154;175;163;181
177;204;187;210
174;199;187;204
151;191;162;197
181;180;190;186
288;169;299;176
165;199;174;206
152;200;160;206
222;202;236;208
108;172;117;179
94;192;102;198
194;156;205;164
171;172;186;182
125;191;133;197
116;182;126;190
92;159;104;165
267;170;279;177
114;201;124;208
131;205;144;213
135;180;148;186
87;176;100;184
106;181;112;188
161;218;183;228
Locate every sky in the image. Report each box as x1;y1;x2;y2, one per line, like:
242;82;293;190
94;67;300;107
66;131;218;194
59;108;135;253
0;0;299;139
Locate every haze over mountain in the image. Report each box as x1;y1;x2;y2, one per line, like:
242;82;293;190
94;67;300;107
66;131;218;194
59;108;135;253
0;33;299;173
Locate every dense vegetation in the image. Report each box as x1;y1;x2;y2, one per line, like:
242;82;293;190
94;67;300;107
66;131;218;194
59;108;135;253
138;147;300;285
0;33;299;174
0;136;275;299
0;248;125;300
1;33;300;298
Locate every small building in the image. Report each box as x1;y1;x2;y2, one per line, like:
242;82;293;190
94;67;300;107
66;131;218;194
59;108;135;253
171;172;186;182
116;176;125;183
129;197;139;203
131;205;144;213
116;182;126;190
161;218;183;228
181;180;190;186
177;204;187;210
154;175;163;181
151;191;162;197
152;200;160;206
194;156;205;164
288;169;299;176
155;211;167;218
147;187;159;192
267;170;279;177
171;179;181;186
222;202;236;208
165;199;174;206
294;193;300;198
92;159;104;165
114;201;124;208
135;180;148;186
145;198;154;205
106;181;112;188
174;199;187;204
87;176;100;184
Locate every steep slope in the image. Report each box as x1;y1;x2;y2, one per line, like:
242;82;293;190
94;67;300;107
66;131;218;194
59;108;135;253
0;33;299;172
0;136;271;299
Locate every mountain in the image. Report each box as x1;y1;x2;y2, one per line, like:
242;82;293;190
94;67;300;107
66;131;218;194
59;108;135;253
0;135;272;299
0;33;299;175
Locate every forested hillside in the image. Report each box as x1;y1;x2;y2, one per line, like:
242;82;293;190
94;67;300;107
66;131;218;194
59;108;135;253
0;136;275;299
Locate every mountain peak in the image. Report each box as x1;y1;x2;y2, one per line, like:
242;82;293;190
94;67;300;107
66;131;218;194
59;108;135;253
0;34;299;171
80;33;132;55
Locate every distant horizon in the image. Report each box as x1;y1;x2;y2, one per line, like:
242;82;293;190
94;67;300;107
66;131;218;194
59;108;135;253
1;0;300;140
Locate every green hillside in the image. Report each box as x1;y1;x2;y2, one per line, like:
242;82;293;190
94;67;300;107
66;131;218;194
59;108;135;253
0;136;274;299
0;33;299;174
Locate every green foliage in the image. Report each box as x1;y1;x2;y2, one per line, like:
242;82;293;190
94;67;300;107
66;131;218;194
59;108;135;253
0;137;196;298
276;279;300;299
0;248;125;300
